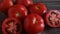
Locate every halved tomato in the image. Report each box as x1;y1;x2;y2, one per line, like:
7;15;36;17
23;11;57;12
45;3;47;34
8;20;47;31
45;10;60;27
2;18;22;34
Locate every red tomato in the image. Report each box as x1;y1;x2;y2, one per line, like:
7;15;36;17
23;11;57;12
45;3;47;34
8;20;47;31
2;18;22;34
45;10;60;27
24;13;44;33
17;0;33;7
29;3;47;16
8;4;28;20
0;0;13;11
16;0;23;4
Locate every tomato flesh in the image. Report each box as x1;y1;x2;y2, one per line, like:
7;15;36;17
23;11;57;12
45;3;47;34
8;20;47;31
49;12;60;25
45;10;60;27
2;18;22;34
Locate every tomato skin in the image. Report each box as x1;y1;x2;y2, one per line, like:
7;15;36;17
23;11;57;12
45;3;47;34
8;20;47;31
0;0;13;11
16;0;23;4
24;13;44;33
2;18;22;34
23;0;33;7
29;3;47;16
45;10;60;27
17;0;33;7
8;4;28;20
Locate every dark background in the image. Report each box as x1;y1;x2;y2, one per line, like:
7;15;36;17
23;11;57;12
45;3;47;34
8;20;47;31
33;0;60;10
0;0;60;34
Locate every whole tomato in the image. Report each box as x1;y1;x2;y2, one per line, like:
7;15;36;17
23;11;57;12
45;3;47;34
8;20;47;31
2;18;22;34
24;13;44;33
0;0;13;11
17;0;33;7
29;3;47;16
8;4;28;20
45;10;60;27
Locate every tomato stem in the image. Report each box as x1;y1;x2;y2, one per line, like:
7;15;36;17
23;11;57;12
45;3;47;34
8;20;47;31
35;6;40;10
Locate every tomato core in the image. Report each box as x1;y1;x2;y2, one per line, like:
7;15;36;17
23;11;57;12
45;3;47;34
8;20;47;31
5;20;19;34
49;12;60;25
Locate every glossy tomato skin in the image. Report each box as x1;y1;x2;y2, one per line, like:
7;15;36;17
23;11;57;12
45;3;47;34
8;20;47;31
29;3;47;16
17;0;33;7
23;0;33;7
2;18;22;34
24;13;44;33
45;10;60;27
8;4;28;20
0;0;13;11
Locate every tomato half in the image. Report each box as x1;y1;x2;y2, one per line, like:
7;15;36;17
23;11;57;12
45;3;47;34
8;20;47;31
8;4;28;20
29;3;47;16
24;13;44;33
2;18;22;34
0;0;13;11
45;10;60;27
17;0;33;7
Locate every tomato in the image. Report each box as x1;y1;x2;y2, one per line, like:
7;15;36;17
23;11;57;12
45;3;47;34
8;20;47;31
2;18;22;34
29;3;47;16
45;10;60;27
24;13;44;33
16;0;22;4
23;0;33;7
8;4;28;20
17;0;33;7
0;0;13;11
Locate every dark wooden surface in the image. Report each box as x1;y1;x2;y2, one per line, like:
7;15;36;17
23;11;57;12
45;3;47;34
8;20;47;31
33;0;60;10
